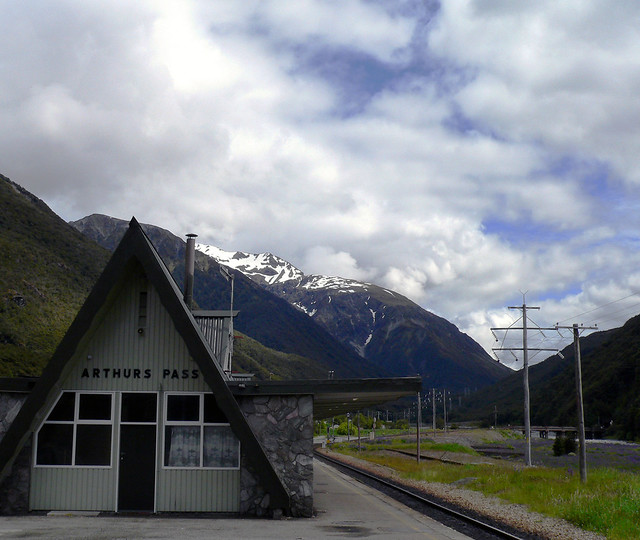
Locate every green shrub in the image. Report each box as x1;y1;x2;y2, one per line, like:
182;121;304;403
336;421;356;436
553;435;577;456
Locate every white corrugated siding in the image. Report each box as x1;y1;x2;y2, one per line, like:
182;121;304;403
156;469;239;512
64;276;210;393
31;271;237;512
30;468;116;511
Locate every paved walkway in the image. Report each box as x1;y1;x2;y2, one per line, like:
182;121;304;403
0;459;470;539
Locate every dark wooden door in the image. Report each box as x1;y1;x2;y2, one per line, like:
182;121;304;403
118;424;156;511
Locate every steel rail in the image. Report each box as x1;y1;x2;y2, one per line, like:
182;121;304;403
315;451;526;540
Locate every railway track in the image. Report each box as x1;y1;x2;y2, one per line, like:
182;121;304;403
315;450;539;540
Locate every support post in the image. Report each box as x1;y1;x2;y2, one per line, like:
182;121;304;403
432;388;436;437
522;303;532;467
417;392;421;464
443;388;447;434
555;322;596;483
573;324;587;483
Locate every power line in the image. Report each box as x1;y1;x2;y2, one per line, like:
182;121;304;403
556;291;640;325
586;301;640;326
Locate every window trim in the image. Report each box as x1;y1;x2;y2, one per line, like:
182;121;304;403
162;392;240;471
34;391;114;469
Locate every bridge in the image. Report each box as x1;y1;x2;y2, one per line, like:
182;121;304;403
512;426;604;439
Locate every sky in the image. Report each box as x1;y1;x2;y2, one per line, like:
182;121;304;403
3;0;640;368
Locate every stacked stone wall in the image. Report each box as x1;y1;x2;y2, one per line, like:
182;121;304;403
0;392;30;514
0;393;27;442
239;394;313;517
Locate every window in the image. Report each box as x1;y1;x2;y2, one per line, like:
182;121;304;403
164;393;239;469
36;392;113;467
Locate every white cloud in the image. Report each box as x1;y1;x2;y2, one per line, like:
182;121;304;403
2;0;640;359
430;0;640;183
302;246;374;282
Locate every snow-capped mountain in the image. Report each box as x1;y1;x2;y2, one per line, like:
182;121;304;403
196;245;304;285
196;243;511;390
71;214;510;391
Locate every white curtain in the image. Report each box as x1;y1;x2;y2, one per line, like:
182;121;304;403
166;426;200;467
204;426;239;468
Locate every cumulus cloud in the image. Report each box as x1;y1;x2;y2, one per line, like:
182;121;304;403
301;246;375;282
2;0;640;366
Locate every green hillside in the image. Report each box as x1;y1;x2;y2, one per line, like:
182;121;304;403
232;331;326;380
0;174;110;376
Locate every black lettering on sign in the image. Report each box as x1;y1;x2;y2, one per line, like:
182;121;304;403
79;366;200;380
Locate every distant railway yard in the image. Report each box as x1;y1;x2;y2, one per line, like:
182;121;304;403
318;428;640;539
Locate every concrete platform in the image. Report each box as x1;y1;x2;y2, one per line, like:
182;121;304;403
0;459;470;539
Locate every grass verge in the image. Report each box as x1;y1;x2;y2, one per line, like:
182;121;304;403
331;442;640;539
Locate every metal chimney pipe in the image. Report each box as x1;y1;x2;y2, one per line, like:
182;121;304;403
184;233;197;309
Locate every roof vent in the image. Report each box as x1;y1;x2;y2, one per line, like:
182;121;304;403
184;233;197;309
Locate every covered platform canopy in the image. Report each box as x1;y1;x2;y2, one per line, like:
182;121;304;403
227;376;422;419
2;376;422;419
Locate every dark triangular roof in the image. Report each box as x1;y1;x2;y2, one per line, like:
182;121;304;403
0;217;289;510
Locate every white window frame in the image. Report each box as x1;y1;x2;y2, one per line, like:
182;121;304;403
162;392;240;470
34;391;114;468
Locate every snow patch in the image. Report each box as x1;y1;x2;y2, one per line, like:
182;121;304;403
196;242;304;285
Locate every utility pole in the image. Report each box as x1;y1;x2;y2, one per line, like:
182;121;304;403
492;295;558;467
417;392;421;463
443;388;447;433
556;323;597;483
432;388;436;437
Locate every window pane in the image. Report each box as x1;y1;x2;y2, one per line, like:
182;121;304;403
203;394;228;423
164;426;200;467
166;395;199;422
121;393;157;423
79;394;111;420
47;392;75;421
76;425;112;466
203;426;239;468
36;424;73;465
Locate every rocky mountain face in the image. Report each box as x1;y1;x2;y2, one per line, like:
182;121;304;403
197;245;512;392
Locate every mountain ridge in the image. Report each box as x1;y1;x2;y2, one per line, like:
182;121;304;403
195;240;512;391
71;214;387;381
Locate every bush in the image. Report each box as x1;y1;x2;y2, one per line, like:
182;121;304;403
553;435;577;456
336;421;356;436
393;419;409;430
